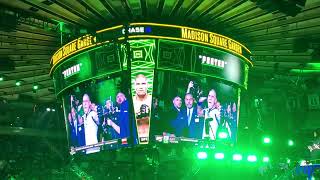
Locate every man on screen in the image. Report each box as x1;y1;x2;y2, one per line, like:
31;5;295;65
133;74;152;142
115;92;130;138
133;74;152;116
167;96;182;134
202;89;221;140
174;94;202;138
82;94;100;154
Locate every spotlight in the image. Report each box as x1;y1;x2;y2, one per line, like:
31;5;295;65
0;76;3;81
247;155;257;162
288;139;294;146
46;108;51;112
263;136;271;144
263;156;270;162
233;154;242;161
15;80;22;86
51;109;55;112
214;153;224;160
197;152;207;159
33;84;39;90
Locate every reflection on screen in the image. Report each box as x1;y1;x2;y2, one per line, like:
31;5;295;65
64;76;132;155
151;71;239;143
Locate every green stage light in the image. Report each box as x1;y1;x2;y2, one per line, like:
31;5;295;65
15;80;22;86
247;155;257;162
263;137;271;144
33;84;39;90
218;132;228;139
0;76;3;81
197;152;207;159
263;157;270;162
288;139;294;146
233;154;242;161
214;153;224;160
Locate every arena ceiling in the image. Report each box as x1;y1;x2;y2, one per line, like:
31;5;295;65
0;0;319;103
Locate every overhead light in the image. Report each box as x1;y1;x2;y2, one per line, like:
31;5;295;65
15;80;22;86
46;108;51;112
51;109;56;112
0;76;3;81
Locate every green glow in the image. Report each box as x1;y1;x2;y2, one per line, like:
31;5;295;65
59;22;64;32
52;45;105;75
247;155;257;162
306;63;320;68
263;157;270;162
96;78;118;104
16;81;21;86
157;68;245;89
244;64;249;89
78;53;92;80
157;39;250;66
0;77;3;81
33;85;39;90
215;153;224;159
233;154;242;161
287;158;291;164
56;70;121;97
197;152;208;159
290;69;320;74
288;139;294;146
263;137;271;144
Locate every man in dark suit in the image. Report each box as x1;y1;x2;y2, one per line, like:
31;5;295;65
175;93;203;138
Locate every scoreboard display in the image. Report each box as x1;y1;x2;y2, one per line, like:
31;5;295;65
50;23;252;155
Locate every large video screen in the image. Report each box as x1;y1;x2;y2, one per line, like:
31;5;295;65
152;70;239;143
63;72;133;155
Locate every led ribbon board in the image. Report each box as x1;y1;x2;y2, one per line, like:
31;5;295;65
127;23;252;66
52;43;121;95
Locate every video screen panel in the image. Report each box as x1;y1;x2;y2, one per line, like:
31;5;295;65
152;70;239;143
63;72;133;155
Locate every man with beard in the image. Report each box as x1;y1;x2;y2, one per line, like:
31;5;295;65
82;94;100;154
202;89;221;140
133;74;152;143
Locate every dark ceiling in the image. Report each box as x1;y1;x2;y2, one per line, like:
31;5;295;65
0;0;319;103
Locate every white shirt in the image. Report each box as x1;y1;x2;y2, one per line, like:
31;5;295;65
202;108;219;140
82;110;100;154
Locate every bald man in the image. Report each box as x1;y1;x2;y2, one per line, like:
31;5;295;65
202;89;220;140
133;74;152;115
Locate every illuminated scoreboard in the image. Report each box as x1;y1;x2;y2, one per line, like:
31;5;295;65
50;23;252;155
